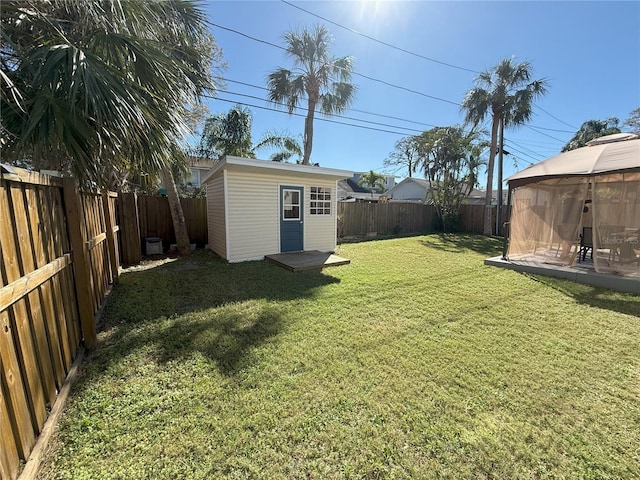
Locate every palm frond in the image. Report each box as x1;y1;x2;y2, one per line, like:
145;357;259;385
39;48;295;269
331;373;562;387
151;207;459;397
320;82;355;115
1;0;217;187
332;56;354;81
461;88;490;125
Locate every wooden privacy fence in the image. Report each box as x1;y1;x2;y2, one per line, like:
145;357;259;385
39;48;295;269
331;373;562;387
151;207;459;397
0;167;120;480
338;202;434;237
338;202;508;237
118;194;207;265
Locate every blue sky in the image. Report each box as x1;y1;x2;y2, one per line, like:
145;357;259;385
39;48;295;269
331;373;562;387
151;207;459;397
201;1;640;185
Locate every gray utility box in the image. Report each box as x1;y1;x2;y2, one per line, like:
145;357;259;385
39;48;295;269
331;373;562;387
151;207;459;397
145;237;163;255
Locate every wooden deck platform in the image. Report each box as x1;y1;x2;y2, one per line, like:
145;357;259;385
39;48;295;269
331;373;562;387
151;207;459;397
265;250;350;272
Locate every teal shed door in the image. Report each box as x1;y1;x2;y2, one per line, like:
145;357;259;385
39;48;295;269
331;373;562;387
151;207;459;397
280;186;304;252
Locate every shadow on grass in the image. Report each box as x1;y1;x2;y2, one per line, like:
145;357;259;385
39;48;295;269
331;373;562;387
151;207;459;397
93;303;286;377
105;250;340;323
76;251;341;382
523;273;640;318
419;233;503;257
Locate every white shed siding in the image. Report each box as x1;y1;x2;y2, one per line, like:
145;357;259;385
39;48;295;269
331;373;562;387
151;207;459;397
226;171;280;262
206;175;226;258
224;171;338;262
202;156;350;263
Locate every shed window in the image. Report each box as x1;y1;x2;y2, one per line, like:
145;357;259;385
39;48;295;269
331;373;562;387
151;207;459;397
310;187;331;215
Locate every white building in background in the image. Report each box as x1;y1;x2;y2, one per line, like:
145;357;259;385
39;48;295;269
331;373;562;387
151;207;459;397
384;177;430;202
384;177;501;205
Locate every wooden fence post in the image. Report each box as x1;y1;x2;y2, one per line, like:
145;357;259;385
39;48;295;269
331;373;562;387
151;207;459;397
63;178;97;350
119;192;141;266
102;192;119;282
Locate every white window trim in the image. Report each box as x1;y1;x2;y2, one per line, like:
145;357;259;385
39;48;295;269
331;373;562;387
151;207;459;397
310;186;332;216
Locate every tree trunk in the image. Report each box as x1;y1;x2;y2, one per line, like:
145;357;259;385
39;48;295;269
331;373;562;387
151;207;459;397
161;167;191;256
483;114;500;236
303;96;317;165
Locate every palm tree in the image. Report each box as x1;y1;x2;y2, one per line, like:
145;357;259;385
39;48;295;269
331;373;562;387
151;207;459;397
1;0;220;255
358;170;386;198
461;58;547;235
198;105;254;158
198;106;303;162
267;24;355;165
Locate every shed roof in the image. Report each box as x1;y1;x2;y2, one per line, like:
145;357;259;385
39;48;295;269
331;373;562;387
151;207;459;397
201;155;352;184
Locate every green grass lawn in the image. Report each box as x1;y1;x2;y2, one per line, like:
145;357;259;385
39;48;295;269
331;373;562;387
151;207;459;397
40;235;640;480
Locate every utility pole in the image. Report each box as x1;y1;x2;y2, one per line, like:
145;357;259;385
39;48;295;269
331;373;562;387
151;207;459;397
496;118;505;236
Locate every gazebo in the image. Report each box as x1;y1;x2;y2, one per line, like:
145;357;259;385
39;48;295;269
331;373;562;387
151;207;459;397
503;133;640;278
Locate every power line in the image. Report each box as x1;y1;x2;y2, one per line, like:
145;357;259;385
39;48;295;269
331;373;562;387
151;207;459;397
210;23;461;107
224;78;439;128
214;80;572;148
503;141;544;162
509;155;536;169
280;0;480;74
525;125;566;144
352;71;460;106
219;78;571;140
212;23;285;52
223;77;571;141
280;0;578;129
214;85;571;149
218;89;425;133
527;125;574;134
505;139;547;159
535;105;578;130
209;24;577;140
505;137;565;147
205;95;410;136
349;108;437;129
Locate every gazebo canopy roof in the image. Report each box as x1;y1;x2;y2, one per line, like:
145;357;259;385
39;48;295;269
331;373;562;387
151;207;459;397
507;133;640;188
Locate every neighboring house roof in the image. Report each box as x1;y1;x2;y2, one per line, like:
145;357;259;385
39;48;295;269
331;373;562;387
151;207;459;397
337;178;386;201
339;193;384;202
337;178;373;194
347;177;375;193
385;178;505;204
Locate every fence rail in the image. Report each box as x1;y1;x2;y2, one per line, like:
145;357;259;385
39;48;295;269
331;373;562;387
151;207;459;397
0;168;120;480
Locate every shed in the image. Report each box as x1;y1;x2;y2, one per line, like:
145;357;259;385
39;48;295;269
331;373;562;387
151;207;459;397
202;156;352;263
504;133;640;277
